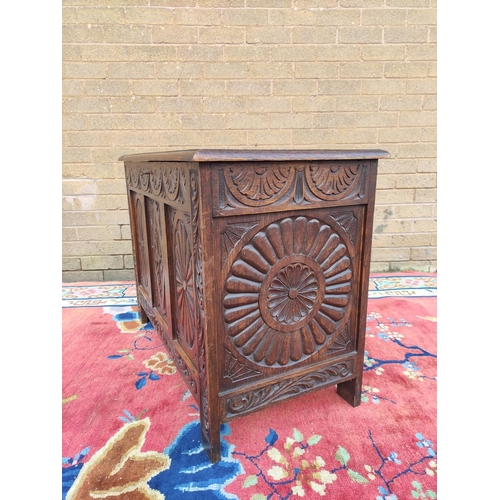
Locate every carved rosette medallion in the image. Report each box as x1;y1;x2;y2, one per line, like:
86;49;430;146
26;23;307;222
223;216;352;367
224;166;293;206
174;218;196;350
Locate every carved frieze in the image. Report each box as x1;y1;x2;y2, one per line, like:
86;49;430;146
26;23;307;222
225;360;354;417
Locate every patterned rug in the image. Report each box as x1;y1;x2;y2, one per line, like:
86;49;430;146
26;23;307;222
62;273;437;500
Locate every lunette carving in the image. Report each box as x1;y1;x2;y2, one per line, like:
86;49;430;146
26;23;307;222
221;222;258;263
331;211;358;246
324;324;352;355
226;361;354;417
224;348;262;383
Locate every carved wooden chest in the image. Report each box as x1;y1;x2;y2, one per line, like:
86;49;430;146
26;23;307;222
119;149;389;463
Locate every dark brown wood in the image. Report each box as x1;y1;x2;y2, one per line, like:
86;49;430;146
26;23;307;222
122;149;388;463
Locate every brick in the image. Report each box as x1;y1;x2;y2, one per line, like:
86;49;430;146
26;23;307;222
96;211;132;225
411;247;436;260
269;9;315;26
316;46;360;61
63;115;89;131
246;0;291;6
372;234;392;247
158;130;205;147
407;9;437;25
292;129;336;145
152;26;198;44
336;128;378;144
63;148;93;163
125;255;135;268
63;240;132;257
156;96;203;113
63;80;85;96
338;27;383;44
203;62;248;79
386;0;429;6
397;143;436;158
428;62;437;77
64;96;109;113
122;7;175;24
414;188;436;203
369;262;390;272
271;46;317;62
63;25;104;43
362;79;406;94
380;96;423;110
248;27;292;44
227;113;270;129
103;25;152;44
406;44;437;61
356;112;398;127
362;45;405;61
421;127;436;142
63;227;78;241
106;62;155;79
80;45;128;62
62;6;76;23
85;80;131;96
375;174;397;189
406;79;436;94
337;96;379;111
63;164;116;179
81;256;124;270
395;173;436;189
428;27;437;43
63;270;104;282
202;97;246;112
178;46;224;62
313;113;357;128
134;114;182;130
377;159;418;174
384;27;428;43
62;211;98;226
87;114;135;130
197;0;244;6
180;114;225;130
417;160;437;173
340;0;385;6
392;204;434;218
174;9;221;26
223;9;268;25
375;189;414;204
315;9;361;26
109;97;156;113
374;218;414;234
121;224;131;241
62;45;81;61
66;132;113;147
318;79;361;95
225;46;270;61
199;27;245;44
63;258;81;271
131;80;178;96
246;97;292;113
104;270;135;281
385;62;428;78
248;62;294;79
378;128;421;143
248;130;292;146
292;27;337;44
413;219;437;232
63;62;106;79
150;0;196;5
399;111;436;127
124;45;178;62
78;225;122;241
273;80;317;95
296;63;340;79
156;62;203;79
269;113;312;129
292;96;336;112
294;0;339;6
75;7;124;24
180;80;225;96
204;130;246;145
226;81;271;96
372;248;411;261
114;132;159;147
340;62;384;78
362;9;407;26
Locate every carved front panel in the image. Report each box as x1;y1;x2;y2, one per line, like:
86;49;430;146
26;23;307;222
214;161;368;217
220;207;362;389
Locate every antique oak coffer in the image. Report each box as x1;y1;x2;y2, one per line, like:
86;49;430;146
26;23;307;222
119;149;389;463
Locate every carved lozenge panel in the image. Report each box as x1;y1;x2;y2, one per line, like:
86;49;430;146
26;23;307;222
223;216;353;369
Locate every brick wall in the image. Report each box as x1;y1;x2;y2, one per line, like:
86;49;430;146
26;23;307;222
62;0;437;282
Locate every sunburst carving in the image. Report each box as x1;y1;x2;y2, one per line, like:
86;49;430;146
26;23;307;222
223;216;352;367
